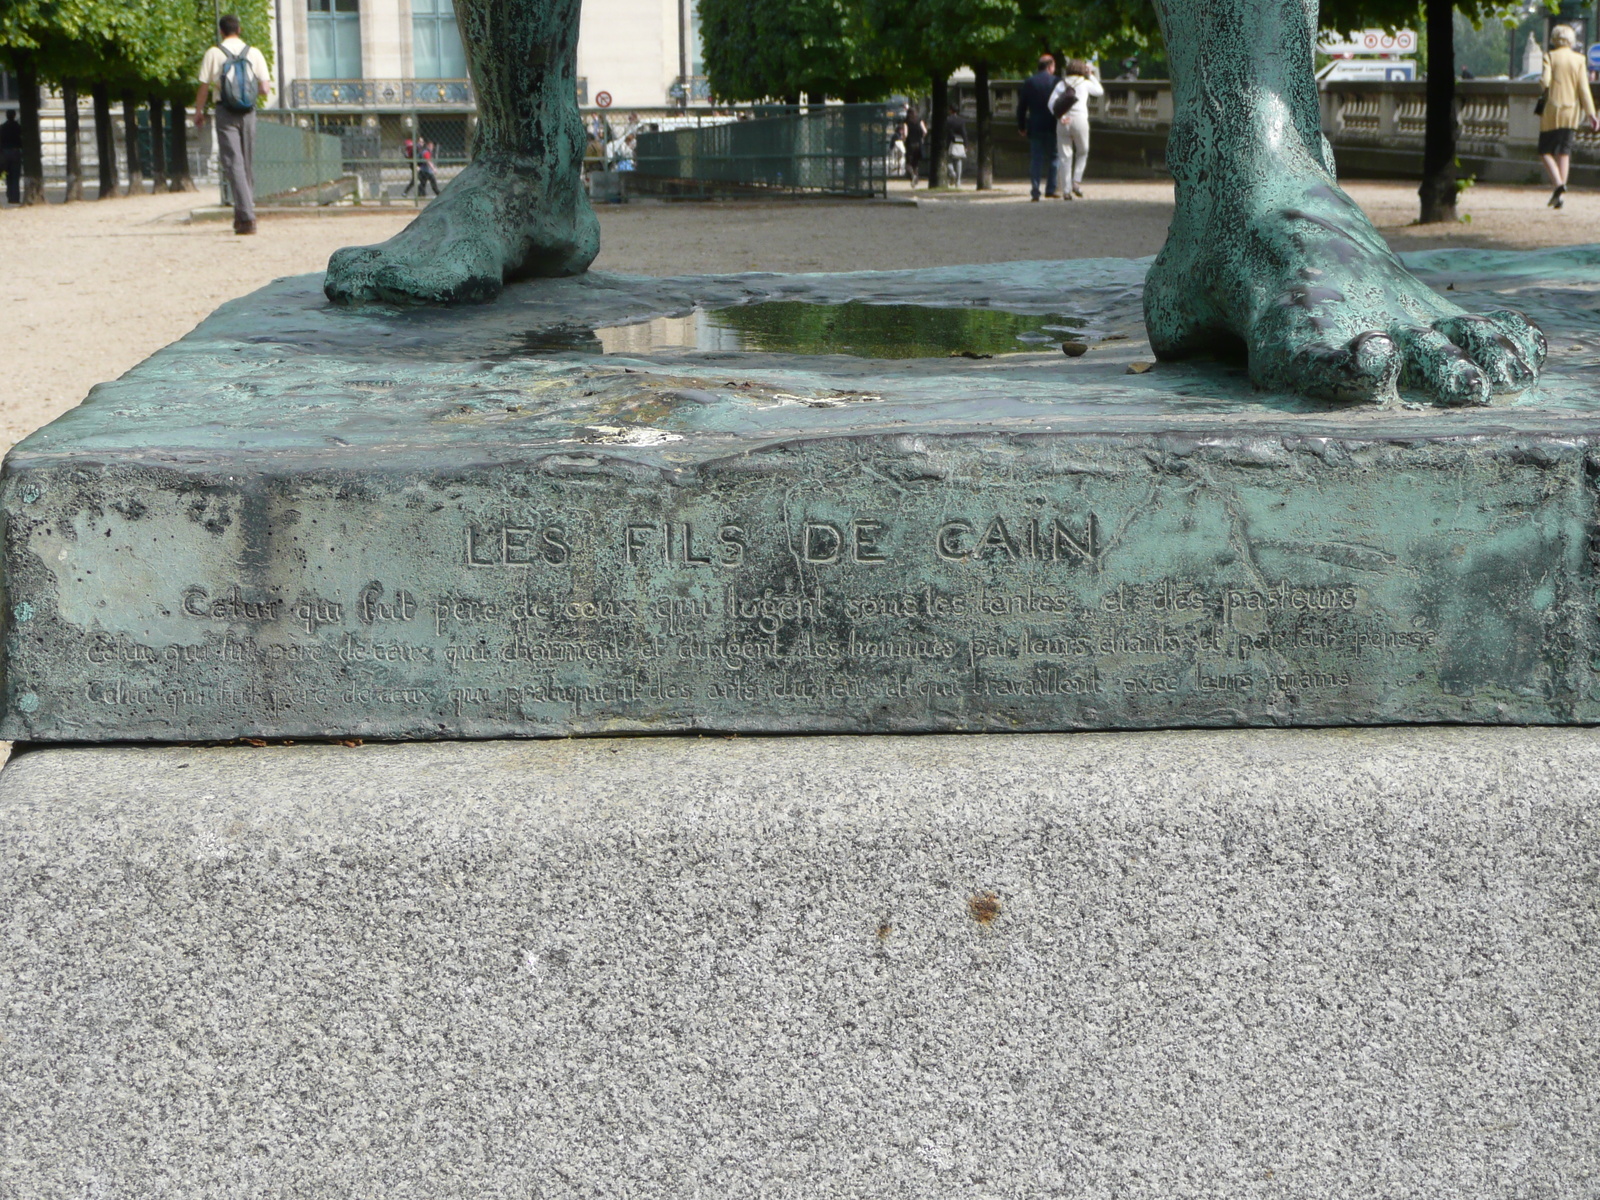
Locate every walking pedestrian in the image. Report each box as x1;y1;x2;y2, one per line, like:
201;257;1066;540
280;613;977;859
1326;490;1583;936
1539;25;1597;209
606;130;635;169
417;140;441;196
1017;54;1060;200
903;104;925;187
1052;59;1103;199
943;104;967;187
193;14;273;234
0;110;21;205
401;134;418;196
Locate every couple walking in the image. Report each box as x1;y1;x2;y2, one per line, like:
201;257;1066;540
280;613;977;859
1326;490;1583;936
1017;53;1102;201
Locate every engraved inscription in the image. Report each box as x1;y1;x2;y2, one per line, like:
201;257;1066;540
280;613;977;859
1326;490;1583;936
25;446;1576;739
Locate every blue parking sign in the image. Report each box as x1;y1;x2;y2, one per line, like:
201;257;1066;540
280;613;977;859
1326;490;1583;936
1588;41;1600;70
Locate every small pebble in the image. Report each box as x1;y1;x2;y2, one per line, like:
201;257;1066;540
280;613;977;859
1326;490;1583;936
1126;361;1154;374
1061;342;1088;357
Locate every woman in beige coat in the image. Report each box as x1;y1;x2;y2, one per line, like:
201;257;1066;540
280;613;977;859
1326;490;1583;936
1540;25;1598;208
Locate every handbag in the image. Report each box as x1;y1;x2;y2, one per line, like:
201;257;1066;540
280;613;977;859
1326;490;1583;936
1535;91;1548;116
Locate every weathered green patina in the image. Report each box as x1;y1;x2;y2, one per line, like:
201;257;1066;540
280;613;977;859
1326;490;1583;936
322;0;598;305
3;249;1598;741
322;0;1546;407
1146;0;1546;405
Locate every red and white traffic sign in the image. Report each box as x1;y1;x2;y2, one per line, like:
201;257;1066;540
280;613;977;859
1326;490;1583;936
1317;28;1417;56
595;91;613;108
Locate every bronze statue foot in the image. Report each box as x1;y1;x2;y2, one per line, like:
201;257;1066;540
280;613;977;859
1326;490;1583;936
1146;0;1546;404
1144;163;1545;405
324;158;599;306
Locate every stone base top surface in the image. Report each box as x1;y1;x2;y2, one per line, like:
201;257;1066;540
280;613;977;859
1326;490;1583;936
7;248;1600;740
1;727;1596;1198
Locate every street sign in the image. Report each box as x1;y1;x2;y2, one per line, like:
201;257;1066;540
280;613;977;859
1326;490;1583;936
1317;28;1418;56
595;91;613;108
1318;59;1416;81
1588;42;1600;70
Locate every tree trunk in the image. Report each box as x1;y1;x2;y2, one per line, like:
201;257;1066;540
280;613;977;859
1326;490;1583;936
1418;0;1458;223
92;83;119;198
147;97;168;192
121;90;144;195
168;103;197;191
927;73;948;187
62;80;84;201
17;52;46;204
975;61;994;190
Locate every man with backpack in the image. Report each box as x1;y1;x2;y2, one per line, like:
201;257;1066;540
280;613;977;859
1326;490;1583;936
193;15;274;234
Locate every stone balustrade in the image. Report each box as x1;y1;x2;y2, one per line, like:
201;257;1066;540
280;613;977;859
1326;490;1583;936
1077;78;1595;184
1315;80;1550;151
286;78;475;110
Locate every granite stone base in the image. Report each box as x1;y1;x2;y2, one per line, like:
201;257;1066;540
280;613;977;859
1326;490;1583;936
8;249;1600;741
2;728;1596;1198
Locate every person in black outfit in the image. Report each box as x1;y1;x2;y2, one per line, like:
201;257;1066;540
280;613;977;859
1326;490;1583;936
943;104;968;186
902;104;925;187
0;111;22;205
1016;54;1059;200
417;140;441;196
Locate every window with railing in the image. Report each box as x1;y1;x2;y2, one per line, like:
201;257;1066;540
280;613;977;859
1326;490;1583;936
308;0;362;80
412;0;467;79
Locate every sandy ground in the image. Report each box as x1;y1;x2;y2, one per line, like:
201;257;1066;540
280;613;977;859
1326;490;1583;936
4;178;1597;458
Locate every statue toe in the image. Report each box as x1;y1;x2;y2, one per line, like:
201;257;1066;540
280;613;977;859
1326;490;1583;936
1254;327;1401;404
1396;326;1492;407
1433;313;1540;394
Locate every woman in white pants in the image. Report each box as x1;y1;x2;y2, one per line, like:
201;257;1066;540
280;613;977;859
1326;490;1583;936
1051;60;1103;199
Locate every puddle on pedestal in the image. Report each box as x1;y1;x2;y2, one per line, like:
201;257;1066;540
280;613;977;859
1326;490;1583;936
525;302;1090;359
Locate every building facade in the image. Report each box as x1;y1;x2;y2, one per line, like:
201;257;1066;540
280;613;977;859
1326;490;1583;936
271;0;704;115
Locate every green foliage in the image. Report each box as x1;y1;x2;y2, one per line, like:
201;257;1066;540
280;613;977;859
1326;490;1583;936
700;0;1167;100
1;0;273;97
1037;0;1159;63
871;0;1045;77
698;0;1553;98
1320;0;1533;49
700;0;894;101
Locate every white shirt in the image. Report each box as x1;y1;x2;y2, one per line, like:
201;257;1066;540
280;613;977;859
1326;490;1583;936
199;37;273;93
1050;74;1104;121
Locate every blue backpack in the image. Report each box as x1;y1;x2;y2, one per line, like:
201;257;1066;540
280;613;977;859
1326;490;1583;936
218;44;259;113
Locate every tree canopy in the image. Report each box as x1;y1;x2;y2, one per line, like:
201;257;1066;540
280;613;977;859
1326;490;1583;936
1;0;274;97
700;0;1161;101
699;0;895;102
701;0;1555;102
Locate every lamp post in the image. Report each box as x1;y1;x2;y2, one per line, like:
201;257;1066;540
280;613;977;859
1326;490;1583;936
677;0;690;109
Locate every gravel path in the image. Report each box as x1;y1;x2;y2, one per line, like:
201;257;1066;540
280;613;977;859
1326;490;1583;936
5;179;1596;456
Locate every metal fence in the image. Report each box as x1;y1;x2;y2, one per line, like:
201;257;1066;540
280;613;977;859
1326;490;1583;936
631;104;896;197
235;120;344;204
246;110;474;205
